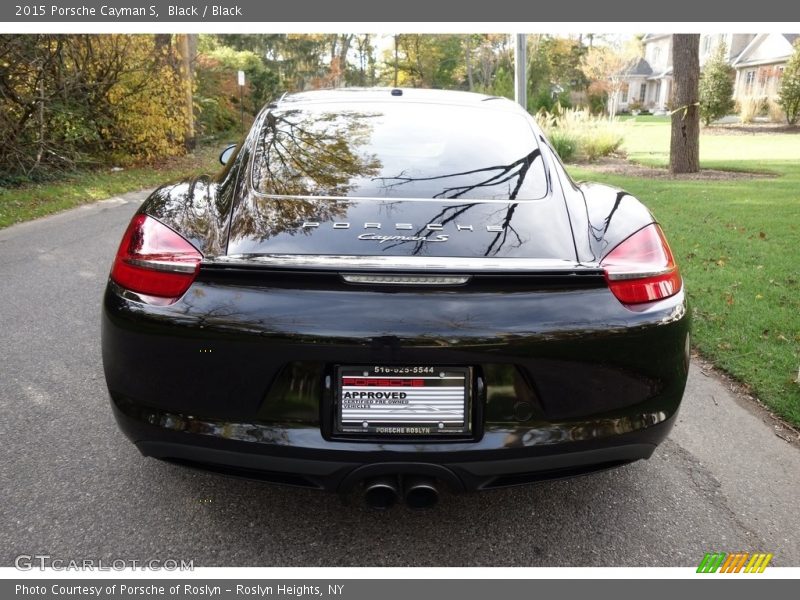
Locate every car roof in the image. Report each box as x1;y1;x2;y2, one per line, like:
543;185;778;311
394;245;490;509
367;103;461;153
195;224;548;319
274;87;526;114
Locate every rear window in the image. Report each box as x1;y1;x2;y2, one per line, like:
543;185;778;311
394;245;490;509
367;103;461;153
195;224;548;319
250;102;548;200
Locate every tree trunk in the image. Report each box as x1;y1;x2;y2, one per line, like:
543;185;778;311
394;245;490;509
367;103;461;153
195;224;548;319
393;35;399;87
35;70;45;169
177;34;195;150
337;34;352;88
465;35;474;91
670;34;700;174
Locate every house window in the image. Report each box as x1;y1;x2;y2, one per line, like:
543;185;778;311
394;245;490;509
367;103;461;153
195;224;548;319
622;83;630;103
639;83;646;103
652;47;661;64
744;70;756;95
769;66;785;94
703;35;713;54
758;70;769;94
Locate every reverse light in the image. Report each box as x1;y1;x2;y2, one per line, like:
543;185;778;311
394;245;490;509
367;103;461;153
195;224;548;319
110;214;202;302
601;224;682;305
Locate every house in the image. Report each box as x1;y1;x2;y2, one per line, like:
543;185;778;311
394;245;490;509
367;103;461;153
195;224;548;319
617;33;797;114
618;33;673;114
732;34;799;100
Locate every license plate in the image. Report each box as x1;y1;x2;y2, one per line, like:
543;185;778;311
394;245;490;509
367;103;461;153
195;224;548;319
335;366;471;437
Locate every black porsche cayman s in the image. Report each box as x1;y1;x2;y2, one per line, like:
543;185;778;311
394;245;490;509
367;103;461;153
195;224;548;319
102;88;689;508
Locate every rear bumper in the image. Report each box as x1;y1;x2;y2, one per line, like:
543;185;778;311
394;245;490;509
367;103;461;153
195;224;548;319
111;393;673;492
103;278;689;493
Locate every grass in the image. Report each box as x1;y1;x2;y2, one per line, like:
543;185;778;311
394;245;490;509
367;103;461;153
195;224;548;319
568;122;800;427
0;141;225;229
618;114;671;123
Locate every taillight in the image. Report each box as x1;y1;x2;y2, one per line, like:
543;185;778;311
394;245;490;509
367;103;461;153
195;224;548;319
601;224;682;306
110;214;202;303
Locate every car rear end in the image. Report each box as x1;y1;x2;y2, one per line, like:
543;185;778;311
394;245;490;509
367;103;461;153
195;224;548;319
102;90;689;505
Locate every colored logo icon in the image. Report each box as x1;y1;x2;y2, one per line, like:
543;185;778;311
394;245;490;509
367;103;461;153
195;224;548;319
697;552;773;573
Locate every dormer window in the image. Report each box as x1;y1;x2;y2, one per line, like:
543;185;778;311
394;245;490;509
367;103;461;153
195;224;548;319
651;46;661;63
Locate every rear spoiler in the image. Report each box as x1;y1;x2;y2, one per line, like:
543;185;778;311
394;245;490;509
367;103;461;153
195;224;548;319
204;254;604;276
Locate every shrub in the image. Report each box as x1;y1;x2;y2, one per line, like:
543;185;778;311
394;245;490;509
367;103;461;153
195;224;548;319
778;40;800;125
587;92;607;115
535;106;626;162
738;96;764;123
767;99;786;123
699;42;735;125
0;35;191;181
547;130;578;162
580;130;624;160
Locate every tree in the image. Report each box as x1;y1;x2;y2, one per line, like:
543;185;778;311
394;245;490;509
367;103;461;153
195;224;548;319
699;41;734;125
194;39;279;135
524;35;548;110
542;36;587;92
778;40;800;125
525;36;588;112
465;34;474;91
473;34;512;95
382;34;465;89
670;34;701;174
0;35;190;182
352;34;377;87
580;42;640;117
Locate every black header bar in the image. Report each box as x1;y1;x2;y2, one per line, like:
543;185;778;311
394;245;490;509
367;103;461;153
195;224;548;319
2;0;798;23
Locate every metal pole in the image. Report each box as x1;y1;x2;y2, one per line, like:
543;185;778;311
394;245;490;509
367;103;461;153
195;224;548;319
514;33;527;111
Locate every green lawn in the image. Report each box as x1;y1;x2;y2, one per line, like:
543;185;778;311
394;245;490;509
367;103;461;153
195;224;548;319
569;122;800;427
617;114;671;123
0;142;225;229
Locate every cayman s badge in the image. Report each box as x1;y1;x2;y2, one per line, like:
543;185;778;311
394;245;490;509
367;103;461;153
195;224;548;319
358;233;449;244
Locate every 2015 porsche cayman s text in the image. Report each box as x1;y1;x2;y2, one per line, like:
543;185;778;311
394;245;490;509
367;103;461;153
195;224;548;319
102;89;689;509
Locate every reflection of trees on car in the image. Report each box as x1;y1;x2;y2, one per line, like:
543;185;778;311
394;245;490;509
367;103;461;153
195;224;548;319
374;149;541;255
252;109;382;197
232;109;386;243
231;196;350;244
373;148;541;201
378;201;524;257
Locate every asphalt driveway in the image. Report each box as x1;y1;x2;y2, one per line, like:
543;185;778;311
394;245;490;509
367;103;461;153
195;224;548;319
1;190;798;567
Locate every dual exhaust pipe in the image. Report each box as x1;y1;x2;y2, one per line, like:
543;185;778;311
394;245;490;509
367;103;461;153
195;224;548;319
363;475;439;510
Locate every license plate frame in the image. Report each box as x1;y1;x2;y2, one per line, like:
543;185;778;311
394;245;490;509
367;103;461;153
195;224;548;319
333;365;473;439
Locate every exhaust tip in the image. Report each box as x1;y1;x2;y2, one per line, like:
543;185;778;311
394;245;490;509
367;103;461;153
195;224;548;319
363;476;399;510
404;476;439;510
